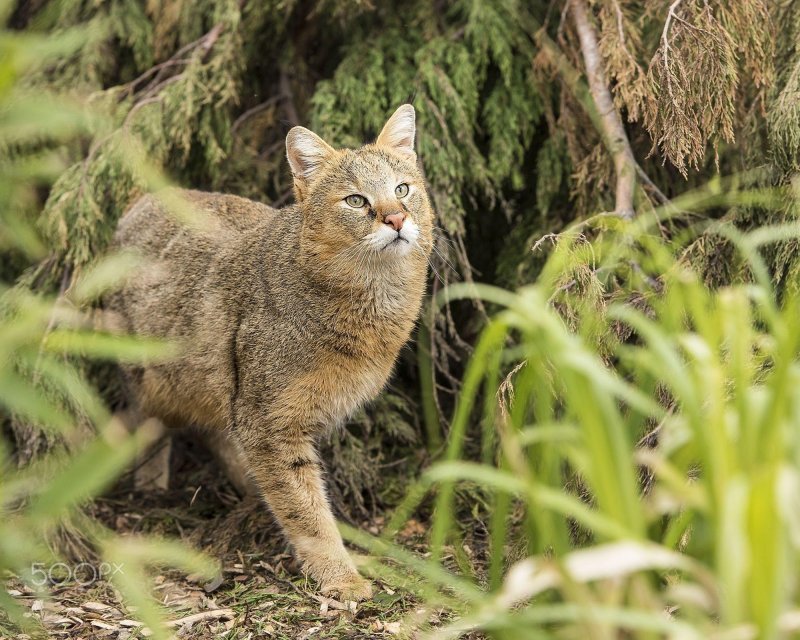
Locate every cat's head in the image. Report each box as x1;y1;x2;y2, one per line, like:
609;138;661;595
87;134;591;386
286;105;433;264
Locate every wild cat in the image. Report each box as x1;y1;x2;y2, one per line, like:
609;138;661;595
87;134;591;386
105;105;433;599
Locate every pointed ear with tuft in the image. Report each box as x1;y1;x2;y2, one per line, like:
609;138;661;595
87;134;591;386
286;127;336;202
376;104;416;160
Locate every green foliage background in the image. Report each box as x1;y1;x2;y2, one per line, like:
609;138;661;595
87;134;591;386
0;0;797;522
8;0;798;462
4;0;800;637
4;0;800;520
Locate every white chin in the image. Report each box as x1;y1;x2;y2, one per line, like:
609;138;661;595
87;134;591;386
365;221;420;257
382;238;414;257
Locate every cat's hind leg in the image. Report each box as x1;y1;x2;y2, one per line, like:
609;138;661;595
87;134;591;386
134;433;172;490
199;427;256;497
116;408;172;490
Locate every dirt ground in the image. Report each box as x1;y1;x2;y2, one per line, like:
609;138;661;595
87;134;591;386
2;435;461;640
4;545;426;639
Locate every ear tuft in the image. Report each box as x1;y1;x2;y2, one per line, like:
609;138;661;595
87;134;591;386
376;104;416;158
286;127;335;182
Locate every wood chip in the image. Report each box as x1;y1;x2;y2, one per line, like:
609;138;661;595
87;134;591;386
91;620;119;631
83;601;112;612
372;621;403;634
204;573;225;593
312;595;349;612
41;613;74;625
384;621;403;635
119;619;144;628
166;608;235;628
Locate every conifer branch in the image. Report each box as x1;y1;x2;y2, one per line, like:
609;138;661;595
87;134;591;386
570;0;638;219
232;95;283;134
118;23;224;101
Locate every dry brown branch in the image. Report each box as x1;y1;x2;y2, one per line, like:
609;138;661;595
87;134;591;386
608;0;646;78
497;361;527;424
570;0;638;219
117;23;224;101
232;95;283;134
279;69;300;126
661;0;683;106
635;163;669;205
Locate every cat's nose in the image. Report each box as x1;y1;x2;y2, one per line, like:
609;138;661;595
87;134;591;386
384;212;406;231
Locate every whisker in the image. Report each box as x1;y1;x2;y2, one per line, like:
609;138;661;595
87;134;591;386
414;245;444;284
430;243;459;275
431;227;458;249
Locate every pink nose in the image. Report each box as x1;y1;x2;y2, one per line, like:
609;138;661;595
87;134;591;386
384;212;406;231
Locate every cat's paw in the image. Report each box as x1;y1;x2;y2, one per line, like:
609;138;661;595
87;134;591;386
321;574;373;602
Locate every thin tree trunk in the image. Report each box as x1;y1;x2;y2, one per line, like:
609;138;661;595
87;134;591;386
570;0;638;219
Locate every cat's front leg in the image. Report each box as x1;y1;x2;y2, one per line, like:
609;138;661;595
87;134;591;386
234;417;372;601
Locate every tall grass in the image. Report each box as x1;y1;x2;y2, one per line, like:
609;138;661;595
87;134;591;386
0;13;213;638
354;183;800;639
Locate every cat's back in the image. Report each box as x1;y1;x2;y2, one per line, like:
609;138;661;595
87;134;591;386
115;188;275;256
109;188;280;343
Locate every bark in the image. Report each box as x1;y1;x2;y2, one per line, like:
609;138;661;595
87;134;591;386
570;0;638;219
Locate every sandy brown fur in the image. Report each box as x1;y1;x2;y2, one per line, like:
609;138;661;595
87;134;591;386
105;106;433;599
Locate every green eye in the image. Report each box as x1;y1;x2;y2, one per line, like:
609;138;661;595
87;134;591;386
345;194;366;207
395;183;409;198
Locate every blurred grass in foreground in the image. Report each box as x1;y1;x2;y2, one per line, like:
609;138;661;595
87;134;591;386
0;7;213;638
354;179;800;639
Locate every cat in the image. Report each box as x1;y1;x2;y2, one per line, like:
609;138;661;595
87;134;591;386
105;105;433;600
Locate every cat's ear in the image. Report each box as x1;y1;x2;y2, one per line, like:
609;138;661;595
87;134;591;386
286;127;336;200
376;104;416;159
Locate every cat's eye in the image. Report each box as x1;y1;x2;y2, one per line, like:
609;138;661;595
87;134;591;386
345;194;367;208
395;183;409;198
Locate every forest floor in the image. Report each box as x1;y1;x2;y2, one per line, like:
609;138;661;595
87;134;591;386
3;435;476;640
